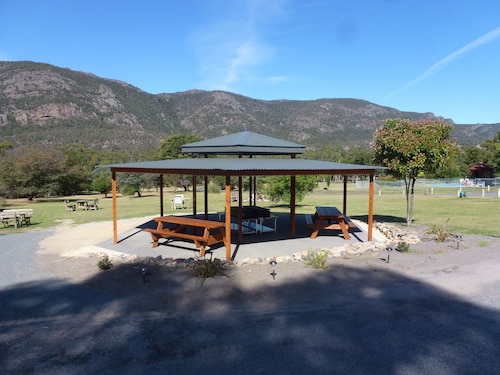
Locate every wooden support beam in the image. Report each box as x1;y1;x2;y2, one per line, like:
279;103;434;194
368;174;374;241
112;171;118;244
224;175;232;260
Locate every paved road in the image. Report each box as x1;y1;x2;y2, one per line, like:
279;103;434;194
0;231;55;287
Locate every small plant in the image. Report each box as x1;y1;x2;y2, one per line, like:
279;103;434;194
396;241;410;253
478;240;489;248
425;218;453;242
304;250;329;269
97;255;112;270
192;256;228;284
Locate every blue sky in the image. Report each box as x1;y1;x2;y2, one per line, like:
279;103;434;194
1;0;499;124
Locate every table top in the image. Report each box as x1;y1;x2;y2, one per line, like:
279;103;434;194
315;206;343;218
153;215;225;229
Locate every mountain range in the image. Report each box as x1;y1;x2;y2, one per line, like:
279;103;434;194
1;61;499;151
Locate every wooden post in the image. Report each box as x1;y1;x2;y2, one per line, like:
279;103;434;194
238;176;243;244
290;154;296;237
290;175;296;237
225;175;232;260
192;175;197;217
249;176;253;206
112;171;118;244
159;174;164;216
343;175;348;214
368;174;374;241
204;175;209;219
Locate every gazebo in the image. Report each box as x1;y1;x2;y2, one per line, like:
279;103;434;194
107;132;384;260
469;162;495;179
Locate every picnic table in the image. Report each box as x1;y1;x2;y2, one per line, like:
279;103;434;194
76;199;89;210
217;211;278;235
0;209;33;228
306;206;355;240
66;199;98;211
143;215;226;257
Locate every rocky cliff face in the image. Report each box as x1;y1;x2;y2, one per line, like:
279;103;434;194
1;61;498;150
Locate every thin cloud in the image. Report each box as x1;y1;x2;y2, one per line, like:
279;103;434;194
267;75;287;84
190;0;285;91
383;26;500;101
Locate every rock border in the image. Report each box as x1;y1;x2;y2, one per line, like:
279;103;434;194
93;222;422;269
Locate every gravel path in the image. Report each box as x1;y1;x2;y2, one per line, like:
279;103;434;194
0;231;54;287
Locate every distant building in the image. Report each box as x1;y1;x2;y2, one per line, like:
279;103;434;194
469;162;495;179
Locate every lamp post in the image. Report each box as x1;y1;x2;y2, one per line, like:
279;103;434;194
455;234;463;249
141;267;151;284
270;260;277;280
385;246;393;263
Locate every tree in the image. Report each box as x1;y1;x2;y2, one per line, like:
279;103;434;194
92;170;112;197
265;175;318;203
157;134;203;191
157;134;202;160
0;145;65;198
373;119;460;225
117;173;147;197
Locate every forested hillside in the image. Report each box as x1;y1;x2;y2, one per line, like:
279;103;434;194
2;61;499;151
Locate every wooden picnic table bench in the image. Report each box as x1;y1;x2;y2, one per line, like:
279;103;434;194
1;210;21;228
306;206;356;240
0;209;33;228
143;215;226;257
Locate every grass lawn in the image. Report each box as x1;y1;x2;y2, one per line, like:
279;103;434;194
2;183;499;237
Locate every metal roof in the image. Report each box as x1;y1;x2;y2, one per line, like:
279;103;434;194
108;157;383;176
181;131;305;155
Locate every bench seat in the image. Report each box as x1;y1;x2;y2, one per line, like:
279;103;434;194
305;214;357;230
0;212;21;228
143;225;224;257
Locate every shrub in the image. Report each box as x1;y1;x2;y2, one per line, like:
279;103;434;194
192;256;228;284
120;184;136;196
396;241;410;253
304;250;329;269
97;255;112;270
425;218;453;242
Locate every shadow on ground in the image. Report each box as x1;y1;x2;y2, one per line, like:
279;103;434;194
1;260;499;374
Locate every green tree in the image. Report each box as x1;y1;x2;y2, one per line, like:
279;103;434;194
157;134;202;160
457;146;486;177
117;173;147;197
265;175;318;203
0;145;65;198
157;134;203;191
373;119;460;225
343;146;373;165
92;170;112;197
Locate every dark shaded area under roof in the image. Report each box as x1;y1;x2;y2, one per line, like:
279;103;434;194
181;131;305;155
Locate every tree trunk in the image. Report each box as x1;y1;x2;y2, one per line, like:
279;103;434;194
404;176;416;226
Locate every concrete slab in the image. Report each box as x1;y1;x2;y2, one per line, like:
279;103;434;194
97;212;381;261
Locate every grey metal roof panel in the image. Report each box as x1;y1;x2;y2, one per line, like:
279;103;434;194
181;131;305;155
108;158;384;175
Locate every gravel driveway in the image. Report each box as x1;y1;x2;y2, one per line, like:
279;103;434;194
1;228;499;374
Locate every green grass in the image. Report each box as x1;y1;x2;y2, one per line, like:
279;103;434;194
2;183;500;237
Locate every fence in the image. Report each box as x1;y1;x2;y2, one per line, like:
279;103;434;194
355;178;500;198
